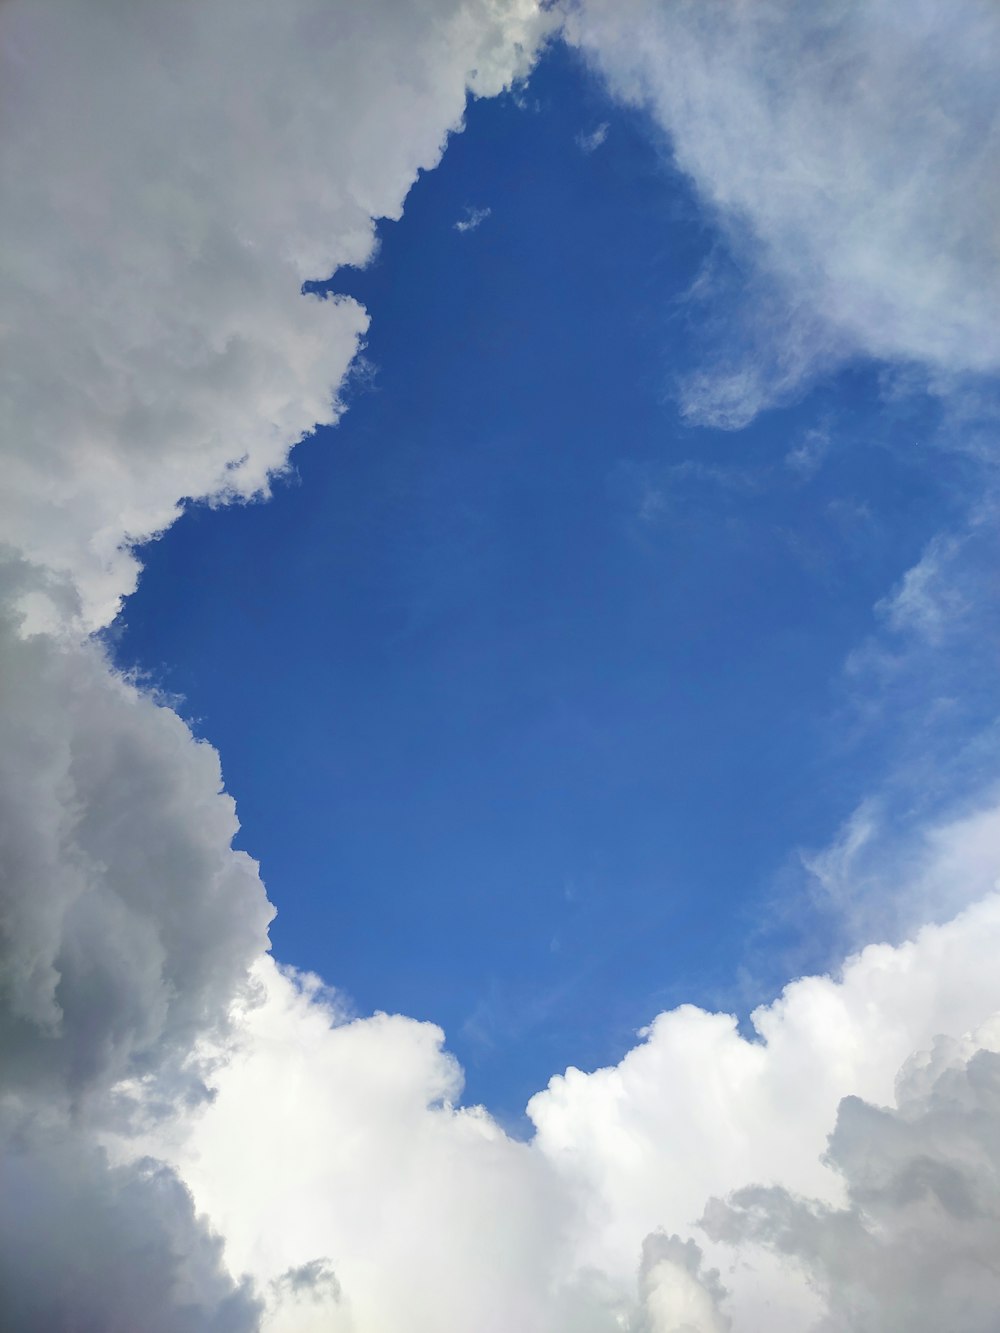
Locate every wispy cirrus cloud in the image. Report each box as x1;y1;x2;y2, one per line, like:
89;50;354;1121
565;0;1000;426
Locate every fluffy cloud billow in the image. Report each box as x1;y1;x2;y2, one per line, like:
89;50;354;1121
0;0;550;1325
704;1026;1000;1332
3;0;1000;1330
125;838;1000;1330
0;0;548;630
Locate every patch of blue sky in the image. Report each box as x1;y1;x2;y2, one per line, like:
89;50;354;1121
112;43;997;1118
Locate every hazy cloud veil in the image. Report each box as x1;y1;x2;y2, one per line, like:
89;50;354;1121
2;1;1000;1330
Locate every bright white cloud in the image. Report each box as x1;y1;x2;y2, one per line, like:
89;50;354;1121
564;0;1000;424
122;812;1000;1331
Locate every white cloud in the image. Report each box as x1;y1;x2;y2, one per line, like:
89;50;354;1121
635;1234;729;1333
131;956;578;1333
877;533;973;644
0;0;550;631
784;427;831;480
454;205;493;232
576;121;609;152
117;809;1000;1331
564;0;1000;423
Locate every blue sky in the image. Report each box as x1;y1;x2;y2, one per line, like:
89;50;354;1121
113;43;979;1116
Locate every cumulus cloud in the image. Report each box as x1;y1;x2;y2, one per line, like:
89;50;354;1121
564;0;1000;423
0;0;549;630
704;1023;1000;1331
0;550;275;1324
0;1121;260;1333
0;575;272;1106
0;0;551;1326
136;957;577;1333
120;810;1000;1331
634;1234;729;1333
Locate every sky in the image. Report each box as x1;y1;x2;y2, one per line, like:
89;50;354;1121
3;2;1000;1331
113;42;982;1116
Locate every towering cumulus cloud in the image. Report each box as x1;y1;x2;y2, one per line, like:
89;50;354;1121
3;0;1000;1330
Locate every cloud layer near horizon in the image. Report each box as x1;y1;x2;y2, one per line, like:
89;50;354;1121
2;1;1000;1330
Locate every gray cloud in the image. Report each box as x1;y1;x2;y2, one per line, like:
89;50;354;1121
0;561;273;1107
704;1029;1000;1331
0;1117;260;1333
634;1233;729;1333
0;3;551;1328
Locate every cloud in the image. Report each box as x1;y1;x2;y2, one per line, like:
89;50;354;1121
634;1234;729;1333
704;1023;1000;1331
141;957;578;1333
0;1121;261;1333
576;121;609;152
0;0;550;631
119;807;1000;1331
266;1258;346;1333
784;427;832;480
830;487;1000;939
0;553;275;1325
564;0;1000;423
0;560;273;1107
454;205;493;232
0;0;551;1326
876;533;973;645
